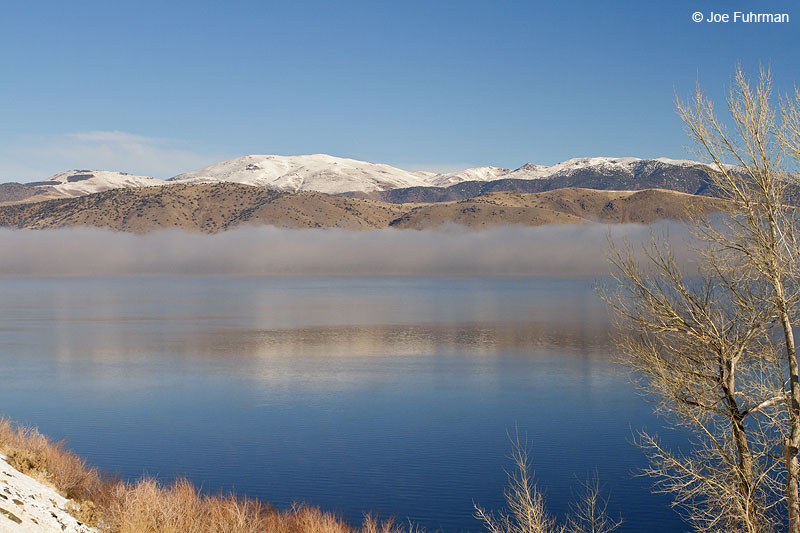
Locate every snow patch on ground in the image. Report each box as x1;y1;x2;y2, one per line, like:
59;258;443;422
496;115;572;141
0;453;95;533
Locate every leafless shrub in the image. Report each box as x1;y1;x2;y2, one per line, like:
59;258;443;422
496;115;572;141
474;436;620;533
564;472;622;533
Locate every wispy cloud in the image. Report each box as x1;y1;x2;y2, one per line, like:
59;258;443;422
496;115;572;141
0;131;227;181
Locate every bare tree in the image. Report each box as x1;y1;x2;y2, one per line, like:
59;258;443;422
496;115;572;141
605;66;800;531
677;67;800;531
604;237;784;531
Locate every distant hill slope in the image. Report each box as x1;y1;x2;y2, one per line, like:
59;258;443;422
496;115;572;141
0;183;405;233
0;183;725;233
0;182;41;204
388;189;725;229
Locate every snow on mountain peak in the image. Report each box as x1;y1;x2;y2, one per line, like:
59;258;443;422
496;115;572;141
169;154;432;194
502;156;705;180
167;154;709;193
429;166;512;187
7;155;708;203
27;170;164;198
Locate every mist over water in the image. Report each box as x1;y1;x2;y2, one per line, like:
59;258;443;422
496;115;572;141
0;222;695;277
0;222;699;530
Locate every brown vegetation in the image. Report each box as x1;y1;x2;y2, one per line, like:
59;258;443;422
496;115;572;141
389;188;725;229
0;418;99;501
0;182;41;205
0;417;407;533
0;183;725;234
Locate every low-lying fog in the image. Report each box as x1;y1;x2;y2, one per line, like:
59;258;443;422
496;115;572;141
0;222;696;277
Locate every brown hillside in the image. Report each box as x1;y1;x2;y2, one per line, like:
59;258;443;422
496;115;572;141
0;182;41;205
0;183;406;233
0;184;726;233
387;188;725;229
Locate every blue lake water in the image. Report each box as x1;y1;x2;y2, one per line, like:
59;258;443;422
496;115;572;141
0;277;686;531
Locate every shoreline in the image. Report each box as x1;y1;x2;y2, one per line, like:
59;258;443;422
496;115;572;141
0;418;406;533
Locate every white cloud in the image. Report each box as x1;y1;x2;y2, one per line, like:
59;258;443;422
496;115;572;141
0;131;228;181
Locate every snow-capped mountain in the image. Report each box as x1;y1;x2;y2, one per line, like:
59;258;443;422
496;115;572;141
4;155;712;206
377;157;714;203
169;154;435;194
168;154;706;194
425;157;701;185
28;170;164;198
429;166;511;187
500;157;699;181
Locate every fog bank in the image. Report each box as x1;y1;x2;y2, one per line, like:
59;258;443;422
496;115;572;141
0;223;696;277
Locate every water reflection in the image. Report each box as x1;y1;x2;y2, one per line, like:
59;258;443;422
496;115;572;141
0;277;684;532
180;321;612;358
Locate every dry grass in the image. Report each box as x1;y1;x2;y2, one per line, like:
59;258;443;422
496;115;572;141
0;417;100;501
0;417;410;532
102;478;395;533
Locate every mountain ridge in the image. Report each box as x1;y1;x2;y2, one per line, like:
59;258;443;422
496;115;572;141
1;154;716;205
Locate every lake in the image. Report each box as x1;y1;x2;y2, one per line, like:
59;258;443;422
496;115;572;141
0;277;686;531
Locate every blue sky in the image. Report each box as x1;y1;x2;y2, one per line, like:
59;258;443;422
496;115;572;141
0;0;798;180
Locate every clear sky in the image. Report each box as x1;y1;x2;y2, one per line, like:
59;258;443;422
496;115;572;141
0;0;797;180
